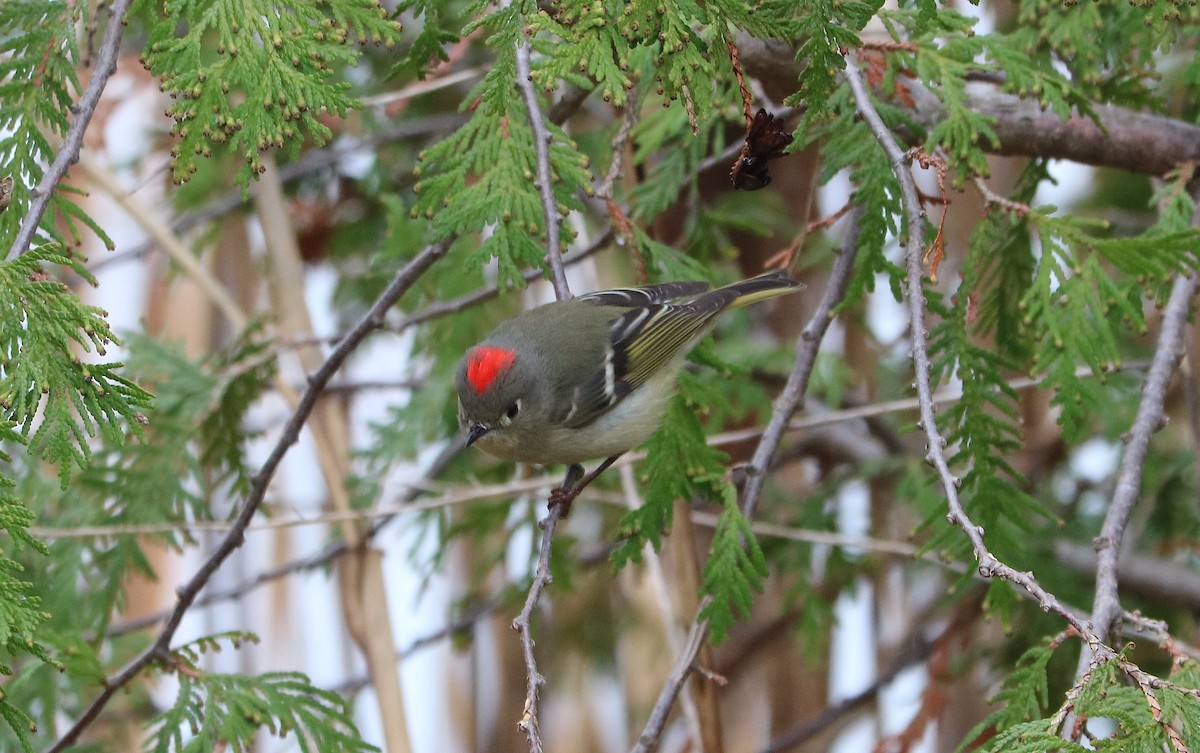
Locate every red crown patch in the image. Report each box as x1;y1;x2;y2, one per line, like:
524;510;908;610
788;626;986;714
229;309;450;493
466;346;516;394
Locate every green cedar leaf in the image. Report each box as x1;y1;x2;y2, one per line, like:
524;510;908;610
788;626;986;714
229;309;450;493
0;246;152;487
612;372;729;568
139;0;402;187
698;483;766;643
147;655;377;753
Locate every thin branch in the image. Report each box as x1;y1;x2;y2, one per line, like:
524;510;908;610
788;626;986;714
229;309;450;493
1087;275;1196;644
741;207;862;519
384;232;612;335
598;90;640;201
45;238;452;753
51;476;623;540
630;211;863;753
510;504;565;753
971;174;1031;217
842;43;1104;651
511;5;570;301
7;0;134;261
334;542;618;696
98;356;1150;640
278;226;616;351
631;604;712;753
360;67;487;108
1055;541;1200;615
759;650;925;753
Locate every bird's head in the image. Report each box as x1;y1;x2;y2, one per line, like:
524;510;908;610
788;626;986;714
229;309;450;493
455;345;547;458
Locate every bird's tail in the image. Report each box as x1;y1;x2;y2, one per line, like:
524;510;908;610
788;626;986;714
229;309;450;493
722;269;805;309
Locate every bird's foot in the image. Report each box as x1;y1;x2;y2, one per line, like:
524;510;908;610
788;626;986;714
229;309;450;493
547;484;580;518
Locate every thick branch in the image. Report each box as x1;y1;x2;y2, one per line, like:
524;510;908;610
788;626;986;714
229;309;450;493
8;0;134;260
737;36;1200;176
45;239;451;753
906;86;1200;176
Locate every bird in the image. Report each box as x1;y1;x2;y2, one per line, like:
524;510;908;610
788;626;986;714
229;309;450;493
455;269;803;512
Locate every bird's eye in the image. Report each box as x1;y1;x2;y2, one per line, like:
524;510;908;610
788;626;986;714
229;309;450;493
506;401;521;420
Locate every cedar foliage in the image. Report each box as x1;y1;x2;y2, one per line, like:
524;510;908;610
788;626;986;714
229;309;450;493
1;0;1199;750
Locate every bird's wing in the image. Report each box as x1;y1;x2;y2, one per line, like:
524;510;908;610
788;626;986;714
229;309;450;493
574;280;711;308
554;292;736;429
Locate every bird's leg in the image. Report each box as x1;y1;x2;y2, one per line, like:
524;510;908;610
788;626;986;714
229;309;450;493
547;455;622;517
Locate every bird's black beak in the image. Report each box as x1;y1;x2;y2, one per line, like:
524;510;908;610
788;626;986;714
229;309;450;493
466;424;489;447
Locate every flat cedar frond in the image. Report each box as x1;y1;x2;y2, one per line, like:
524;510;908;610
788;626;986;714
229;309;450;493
388;0;459;78
0;550;54;753
699;484;767;643
612;371;729;568
0;2;111;251
957;639;1067;753
0;247;152;488
1016;213;1200;441
79;331;274;519
410;53;590;286
140;0;401;187
147;665;376;753
813;97;906;306
789;0;884;124
529;4;632;106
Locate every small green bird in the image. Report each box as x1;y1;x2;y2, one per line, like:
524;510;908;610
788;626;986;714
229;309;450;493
455;269;802;509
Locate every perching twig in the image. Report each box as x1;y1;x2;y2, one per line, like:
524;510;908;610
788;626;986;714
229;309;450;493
7;0;134;261
511;3;571;301
511;504;565;753
103;354;1155;641
45;238;452;753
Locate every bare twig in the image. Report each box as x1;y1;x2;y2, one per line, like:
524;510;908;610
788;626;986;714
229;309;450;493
632;605;712;753
842;42;1105;654
45;238;452;753
277;230;614;350
511;4;570;301
742;207;862;519
630;212;863;753
385;230;612;335
1084;275;1196;649
360;67;486;108
598;91;640;200
510;504;565;753
971;174;1032;217
758;639;934;753
7;0;134;261
727;38;754;125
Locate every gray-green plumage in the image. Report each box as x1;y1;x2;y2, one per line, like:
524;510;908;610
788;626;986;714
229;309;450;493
456;270;802;466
